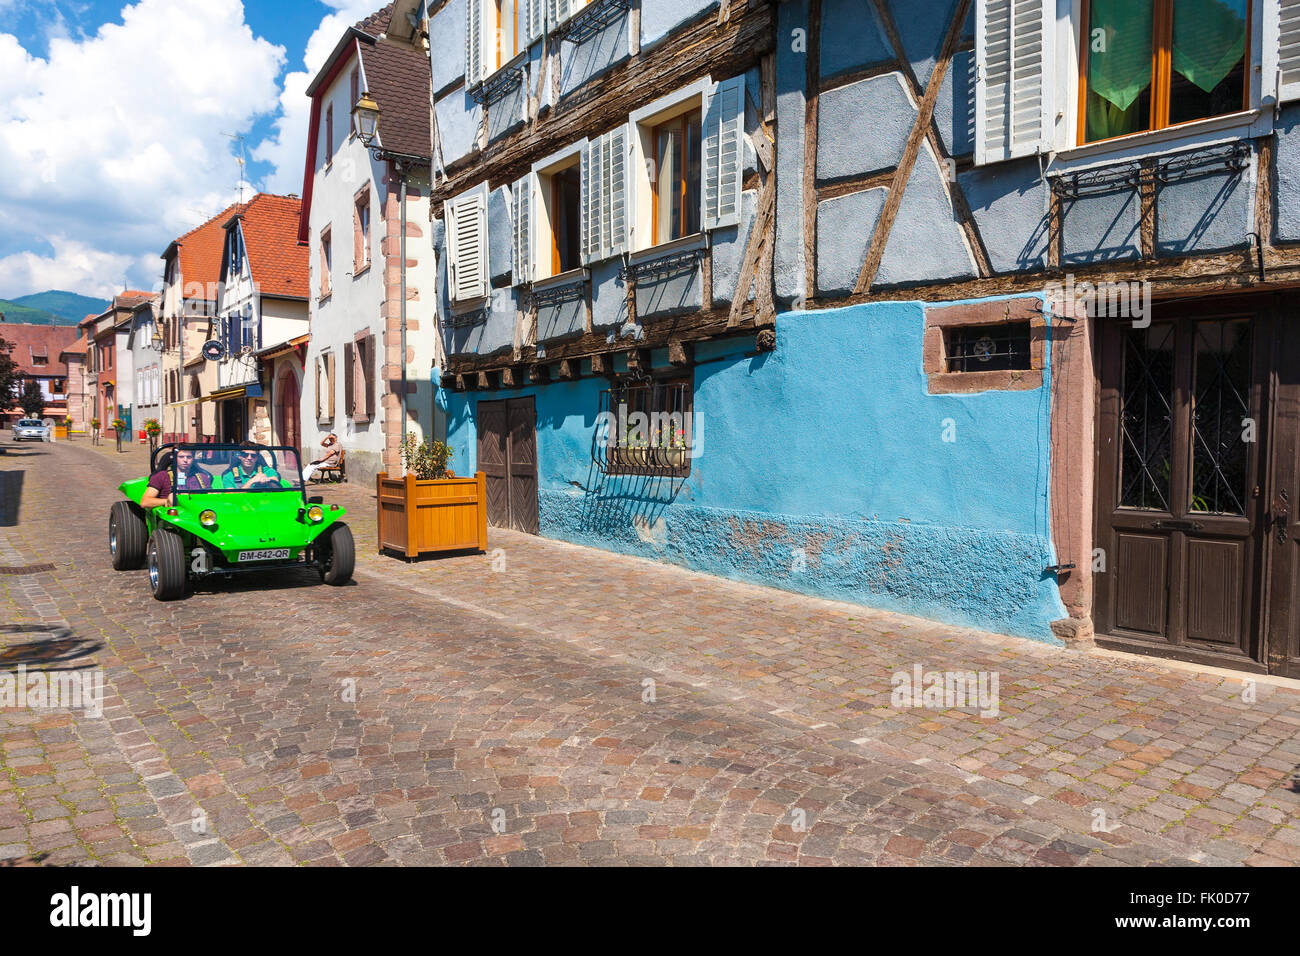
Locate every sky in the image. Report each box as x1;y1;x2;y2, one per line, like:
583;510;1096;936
0;0;384;301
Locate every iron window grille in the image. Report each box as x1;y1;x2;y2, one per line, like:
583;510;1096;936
618;249;701;282
556;0;630;44
945;322;1032;373
471;66;523;106
595;377;692;477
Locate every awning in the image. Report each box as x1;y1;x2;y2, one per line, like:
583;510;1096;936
165;395;215;408
210;386;246;401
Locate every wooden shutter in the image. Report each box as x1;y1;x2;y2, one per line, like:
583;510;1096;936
314;357;322;420
702;76;744;231
365;334;376;421
582;129;628;263
466;0;483;86
512;175;533;285
344;341;355;418
1281;0;1300;101
975;0;1052;165
444;188;489;301
326;352;335;419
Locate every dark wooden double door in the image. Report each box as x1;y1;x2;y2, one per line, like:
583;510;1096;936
477;397;539;534
1096;298;1300;676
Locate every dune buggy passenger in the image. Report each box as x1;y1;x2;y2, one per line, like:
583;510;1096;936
217;443;287;490
141;448;211;509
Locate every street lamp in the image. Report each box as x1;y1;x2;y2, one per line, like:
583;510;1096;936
352;90;426;475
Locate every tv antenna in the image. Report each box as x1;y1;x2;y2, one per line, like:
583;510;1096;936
222;132;248;204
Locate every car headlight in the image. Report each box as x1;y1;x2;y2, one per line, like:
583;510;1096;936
306;505;324;523
199;510;217;528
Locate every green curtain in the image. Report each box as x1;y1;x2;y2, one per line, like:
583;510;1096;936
1086;0;1153;139
1172;0;1247;93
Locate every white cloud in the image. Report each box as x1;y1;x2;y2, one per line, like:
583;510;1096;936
0;237;148;300
252;0;378;195
0;0;286;299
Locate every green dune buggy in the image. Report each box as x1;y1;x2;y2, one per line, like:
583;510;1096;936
109;443;355;600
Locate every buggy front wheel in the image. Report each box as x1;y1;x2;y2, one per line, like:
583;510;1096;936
147;527;189;601
316;523;354;586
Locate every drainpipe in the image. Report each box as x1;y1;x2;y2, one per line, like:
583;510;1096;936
399;164;408;474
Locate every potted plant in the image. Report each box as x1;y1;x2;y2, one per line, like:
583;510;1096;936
90;417;100;446
376;434;486;559
143;417;161;453
111;417;126;452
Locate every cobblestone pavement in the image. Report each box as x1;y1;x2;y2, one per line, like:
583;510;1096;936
1;438;1299;866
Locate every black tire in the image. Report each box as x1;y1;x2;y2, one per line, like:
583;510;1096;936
317;522;355;586
110;500;147;570
147;527;189;601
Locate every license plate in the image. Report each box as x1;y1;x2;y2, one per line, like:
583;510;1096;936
238;549;290;562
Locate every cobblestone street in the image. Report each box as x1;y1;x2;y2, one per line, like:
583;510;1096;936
1;439;1299;866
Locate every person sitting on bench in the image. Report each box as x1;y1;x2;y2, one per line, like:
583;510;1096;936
303;434;342;482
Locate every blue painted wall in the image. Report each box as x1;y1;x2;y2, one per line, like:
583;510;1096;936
437;297;1067;641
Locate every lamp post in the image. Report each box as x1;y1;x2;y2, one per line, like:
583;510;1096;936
353;91;427;476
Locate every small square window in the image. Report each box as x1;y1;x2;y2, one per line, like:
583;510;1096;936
945;322;1032;373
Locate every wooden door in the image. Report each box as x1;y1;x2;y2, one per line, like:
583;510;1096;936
476;397;539;534
478;400;509;527
508;397;539;533
1095;306;1268;671
1264;308;1300;677
276;366;300;453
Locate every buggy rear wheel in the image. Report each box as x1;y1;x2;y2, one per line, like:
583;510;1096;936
147;527;189;601
317;522;354;586
109;500;147;570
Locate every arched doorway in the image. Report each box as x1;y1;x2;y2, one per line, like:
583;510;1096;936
276;364;301;453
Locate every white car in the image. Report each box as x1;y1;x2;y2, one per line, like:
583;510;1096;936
12;418;50;441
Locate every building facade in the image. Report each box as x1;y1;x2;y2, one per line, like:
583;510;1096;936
85;291;151;435
127;297;163;435
160;204;239;443
299;5;441;487
213;194;310;444
415;0;1300;677
0;323;80;427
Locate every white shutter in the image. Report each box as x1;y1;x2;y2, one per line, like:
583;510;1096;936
445;188;489;301
466;0;483;87
1281;0;1300;101
702;76;744;231
975;0;1051;165
527;0;546;43
581;138;599;263
512;175;533;285
550;0;572;29
605;124;627;260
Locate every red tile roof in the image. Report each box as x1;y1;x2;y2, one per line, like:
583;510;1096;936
354;2;393;35
168;202;242;298
0;323;80;377
229;194;310;300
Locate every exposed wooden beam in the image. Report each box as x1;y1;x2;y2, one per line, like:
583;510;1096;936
668;339;694;365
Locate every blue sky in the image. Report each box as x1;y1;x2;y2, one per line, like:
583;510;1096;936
0;0;382;299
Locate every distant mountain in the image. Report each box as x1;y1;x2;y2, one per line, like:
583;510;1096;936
5;290;111;325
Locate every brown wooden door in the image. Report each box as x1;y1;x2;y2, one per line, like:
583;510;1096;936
1264;309;1300;677
508;397;539;533
1096;306;1268;671
478;400;509;527
477;397;538;534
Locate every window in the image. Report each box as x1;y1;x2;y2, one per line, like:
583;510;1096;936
467;0;545;84
316;352;335;422
31;351;48;367
320;227;333;299
52;378;64;394
598;377;693;477
628;76;744;253
945;322;1032;372
1079;0;1249;145
325;103;334;164
346;332;375;423
651;109;702;245
525;147;584;281
445;185;489;301
227;228;245;280
354;187;371;273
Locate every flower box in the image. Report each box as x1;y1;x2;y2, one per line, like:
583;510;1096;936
376;471;487;559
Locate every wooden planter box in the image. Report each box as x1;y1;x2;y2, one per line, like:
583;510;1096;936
376;471;487;559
